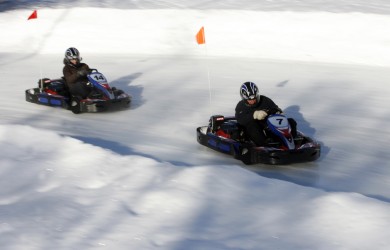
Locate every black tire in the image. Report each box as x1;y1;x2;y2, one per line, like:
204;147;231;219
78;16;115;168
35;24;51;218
113;89;124;97
70;96;81;114
25;88;39;103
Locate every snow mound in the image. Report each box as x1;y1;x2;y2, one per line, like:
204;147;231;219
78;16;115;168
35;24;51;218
1;124;389;249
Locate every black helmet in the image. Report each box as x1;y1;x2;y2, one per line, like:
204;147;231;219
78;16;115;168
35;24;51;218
64;47;81;64
240;81;259;101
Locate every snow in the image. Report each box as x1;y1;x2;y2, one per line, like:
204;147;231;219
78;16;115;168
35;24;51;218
1;1;390;249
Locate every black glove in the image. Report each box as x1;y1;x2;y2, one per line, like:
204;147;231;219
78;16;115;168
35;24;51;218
267;107;283;115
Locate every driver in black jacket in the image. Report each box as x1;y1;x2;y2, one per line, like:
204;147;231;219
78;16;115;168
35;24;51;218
235;81;297;146
63;47;92;99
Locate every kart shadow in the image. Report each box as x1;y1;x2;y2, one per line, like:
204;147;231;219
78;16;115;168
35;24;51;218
70;135;192;166
110;72;145;109
284;105;330;159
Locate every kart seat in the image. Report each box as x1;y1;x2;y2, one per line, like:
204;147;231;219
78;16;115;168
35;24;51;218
208;115;246;140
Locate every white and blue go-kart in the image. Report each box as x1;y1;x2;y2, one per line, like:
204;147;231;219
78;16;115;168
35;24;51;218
197;114;321;165
25;69;131;114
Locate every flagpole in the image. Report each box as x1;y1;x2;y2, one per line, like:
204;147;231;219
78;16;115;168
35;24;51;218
204;43;212;106
196;26;212;107
39;66;43;91
28;10;43;90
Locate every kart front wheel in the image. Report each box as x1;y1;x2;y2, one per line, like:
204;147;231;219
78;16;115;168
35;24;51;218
70;96;81;114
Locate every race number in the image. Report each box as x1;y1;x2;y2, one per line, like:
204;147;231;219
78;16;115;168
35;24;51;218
89;72;107;83
267;115;289;128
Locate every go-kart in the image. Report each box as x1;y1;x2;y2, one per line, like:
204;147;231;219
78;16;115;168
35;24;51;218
197;114;321;165
25;69;131;114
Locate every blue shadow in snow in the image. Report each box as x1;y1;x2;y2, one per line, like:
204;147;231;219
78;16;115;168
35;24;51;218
70;136;191;166
284;105;330;160
110;73;145;110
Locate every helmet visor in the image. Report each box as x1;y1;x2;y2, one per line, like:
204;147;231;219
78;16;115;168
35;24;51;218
247;95;256;100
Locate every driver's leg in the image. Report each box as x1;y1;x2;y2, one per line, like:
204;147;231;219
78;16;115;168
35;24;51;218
245;120;266;146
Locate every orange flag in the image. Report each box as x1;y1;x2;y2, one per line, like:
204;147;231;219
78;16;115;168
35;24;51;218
196;26;205;45
28;10;38;20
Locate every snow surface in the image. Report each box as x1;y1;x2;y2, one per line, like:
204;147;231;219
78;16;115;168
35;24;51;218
1;1;390;249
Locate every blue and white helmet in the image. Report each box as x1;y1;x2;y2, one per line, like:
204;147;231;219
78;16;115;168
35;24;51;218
240;81;259;101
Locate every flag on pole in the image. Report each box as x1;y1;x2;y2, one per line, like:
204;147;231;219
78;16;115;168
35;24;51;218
196;26;205;45
28;10;38;20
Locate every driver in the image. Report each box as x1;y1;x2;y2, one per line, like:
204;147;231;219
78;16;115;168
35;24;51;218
235;81;297;146
63;47;92;99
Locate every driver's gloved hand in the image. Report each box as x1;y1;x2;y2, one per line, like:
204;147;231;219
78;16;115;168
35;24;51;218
253;110;268;120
